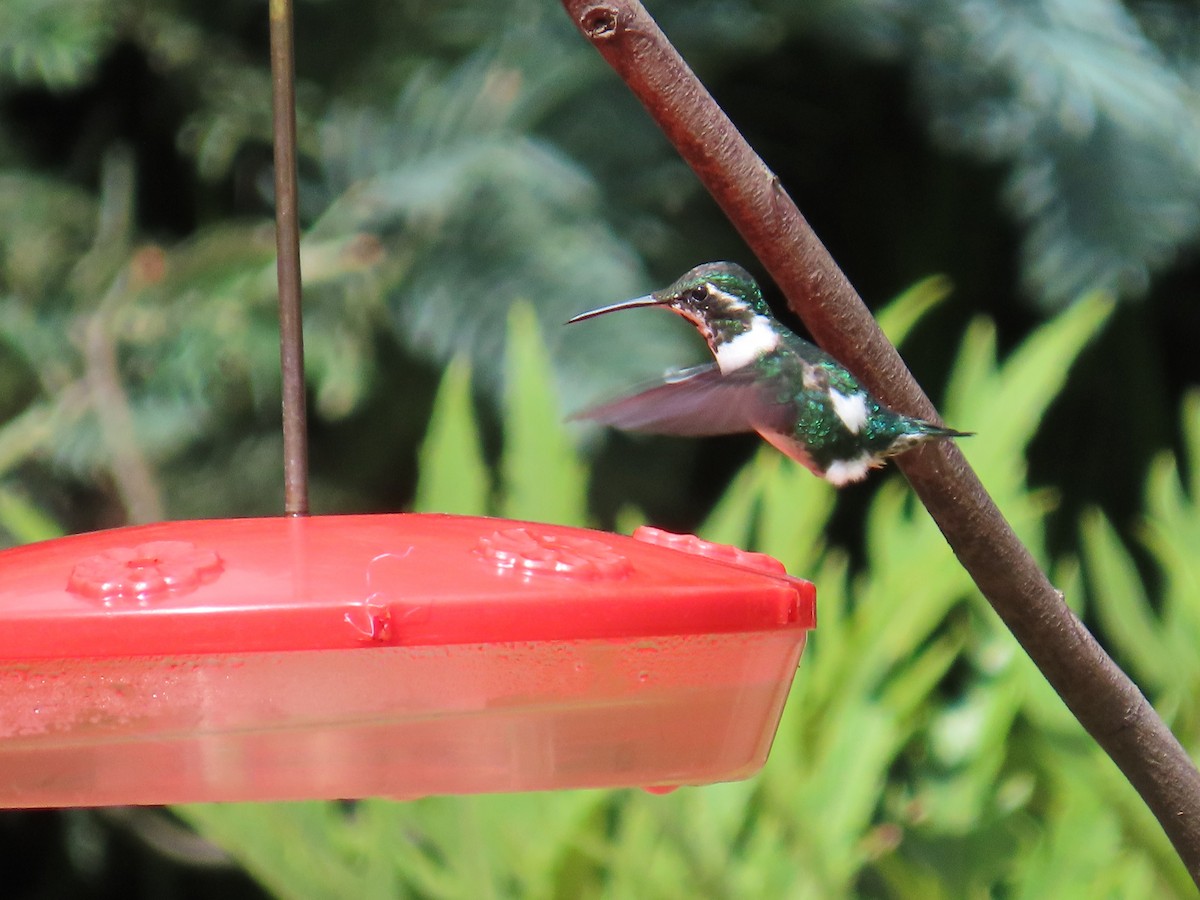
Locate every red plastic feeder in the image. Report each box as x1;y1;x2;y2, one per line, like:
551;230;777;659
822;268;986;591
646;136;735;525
0;514;814;807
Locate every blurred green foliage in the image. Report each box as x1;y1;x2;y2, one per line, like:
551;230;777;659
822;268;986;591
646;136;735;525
0;0;1197;895
794;0;1200;308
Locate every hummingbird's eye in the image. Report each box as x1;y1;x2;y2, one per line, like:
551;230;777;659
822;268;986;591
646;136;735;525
685;287;708;305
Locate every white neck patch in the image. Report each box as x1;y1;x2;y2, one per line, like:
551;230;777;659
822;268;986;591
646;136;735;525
714;315;780;374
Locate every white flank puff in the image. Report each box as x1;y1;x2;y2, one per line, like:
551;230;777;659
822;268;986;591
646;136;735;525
823;453;875;486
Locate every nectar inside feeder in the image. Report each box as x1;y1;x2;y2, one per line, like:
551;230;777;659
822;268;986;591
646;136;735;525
0;514;815;807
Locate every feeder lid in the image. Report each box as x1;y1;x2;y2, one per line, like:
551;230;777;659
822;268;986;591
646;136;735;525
0;514;814;660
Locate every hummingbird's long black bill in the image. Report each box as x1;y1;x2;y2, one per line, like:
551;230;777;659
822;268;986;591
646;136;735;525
565;295;661;325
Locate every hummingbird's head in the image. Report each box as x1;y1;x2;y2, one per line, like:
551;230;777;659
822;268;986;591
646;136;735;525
567;262;780;374
651;262;771;337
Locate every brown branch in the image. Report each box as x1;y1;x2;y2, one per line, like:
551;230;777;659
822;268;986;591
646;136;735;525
560;0;1200;885
82;281;165;526
73;150;165;526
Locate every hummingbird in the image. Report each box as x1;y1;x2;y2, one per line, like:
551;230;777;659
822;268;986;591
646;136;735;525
566;262;969;486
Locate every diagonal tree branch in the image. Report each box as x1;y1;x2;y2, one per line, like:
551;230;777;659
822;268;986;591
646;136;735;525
559;0;1200;885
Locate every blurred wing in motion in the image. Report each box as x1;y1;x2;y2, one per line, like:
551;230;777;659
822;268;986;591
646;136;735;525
570;364;790;437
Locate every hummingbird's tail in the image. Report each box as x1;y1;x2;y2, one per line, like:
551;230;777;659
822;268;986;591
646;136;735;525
885;417;972;457
914;420;973;439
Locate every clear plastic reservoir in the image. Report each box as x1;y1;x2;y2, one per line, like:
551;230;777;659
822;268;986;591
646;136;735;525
0;514;815;806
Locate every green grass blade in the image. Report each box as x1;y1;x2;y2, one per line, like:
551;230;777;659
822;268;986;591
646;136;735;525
876;274;954;347
412;356;491;515
0;483;64;544
1080;508;1171;691
500;301;589;526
